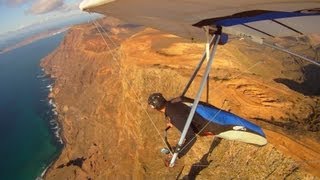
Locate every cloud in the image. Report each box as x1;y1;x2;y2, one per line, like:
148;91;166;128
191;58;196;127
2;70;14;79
1;0;82;15
26;0;64;14
57;2;79;12
0;0;29;7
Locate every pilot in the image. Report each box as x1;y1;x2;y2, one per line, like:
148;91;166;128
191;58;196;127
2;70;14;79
147;93;267;164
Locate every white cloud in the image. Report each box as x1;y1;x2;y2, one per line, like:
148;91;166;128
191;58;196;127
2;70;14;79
1;0;81;14
0;0;29;7
26;0;64;14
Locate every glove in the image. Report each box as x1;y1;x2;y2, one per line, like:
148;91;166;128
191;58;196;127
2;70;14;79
164;154;173;167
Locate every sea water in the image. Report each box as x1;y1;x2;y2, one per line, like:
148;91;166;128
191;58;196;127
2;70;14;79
0;33;64;180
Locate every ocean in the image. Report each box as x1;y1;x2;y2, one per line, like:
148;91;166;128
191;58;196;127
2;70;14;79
0;33;64;180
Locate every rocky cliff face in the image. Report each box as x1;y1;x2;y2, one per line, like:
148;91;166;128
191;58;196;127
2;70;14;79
41;18;320;179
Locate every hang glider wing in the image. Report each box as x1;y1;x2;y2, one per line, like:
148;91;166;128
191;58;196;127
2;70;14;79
79;0;320;43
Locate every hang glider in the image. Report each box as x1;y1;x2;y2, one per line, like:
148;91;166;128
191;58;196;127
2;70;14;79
79;0;320;167
80;0;320;43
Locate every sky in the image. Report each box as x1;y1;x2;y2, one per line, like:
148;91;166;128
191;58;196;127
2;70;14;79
0;0;90;36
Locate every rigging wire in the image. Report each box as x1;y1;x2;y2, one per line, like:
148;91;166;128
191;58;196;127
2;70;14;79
263;42;320;67
92;18;120;48
89;15;174;155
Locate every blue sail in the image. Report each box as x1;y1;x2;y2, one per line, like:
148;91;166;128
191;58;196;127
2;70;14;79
196;104;266;137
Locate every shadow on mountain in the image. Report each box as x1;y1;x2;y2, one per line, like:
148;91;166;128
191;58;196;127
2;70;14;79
274;64;320;96
182;138;222;180
57;157;86;169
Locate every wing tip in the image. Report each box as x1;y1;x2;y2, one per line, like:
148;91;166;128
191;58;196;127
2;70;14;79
79;0;115;11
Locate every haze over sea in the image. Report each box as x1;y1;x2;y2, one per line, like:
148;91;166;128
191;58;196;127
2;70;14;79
0;33;64;179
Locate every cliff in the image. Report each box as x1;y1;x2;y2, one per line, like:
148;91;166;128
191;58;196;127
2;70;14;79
41;18;320;179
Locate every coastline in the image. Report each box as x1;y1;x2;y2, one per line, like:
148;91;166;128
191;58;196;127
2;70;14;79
0;32;67;179
39;69;66;180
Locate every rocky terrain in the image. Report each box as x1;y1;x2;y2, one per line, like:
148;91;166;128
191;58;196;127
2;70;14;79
41;17;320;179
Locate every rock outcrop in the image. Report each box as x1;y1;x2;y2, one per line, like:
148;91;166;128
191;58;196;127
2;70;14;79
41;18;320;179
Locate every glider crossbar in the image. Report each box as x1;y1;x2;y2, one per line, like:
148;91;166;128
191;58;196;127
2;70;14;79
169;33;221;167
